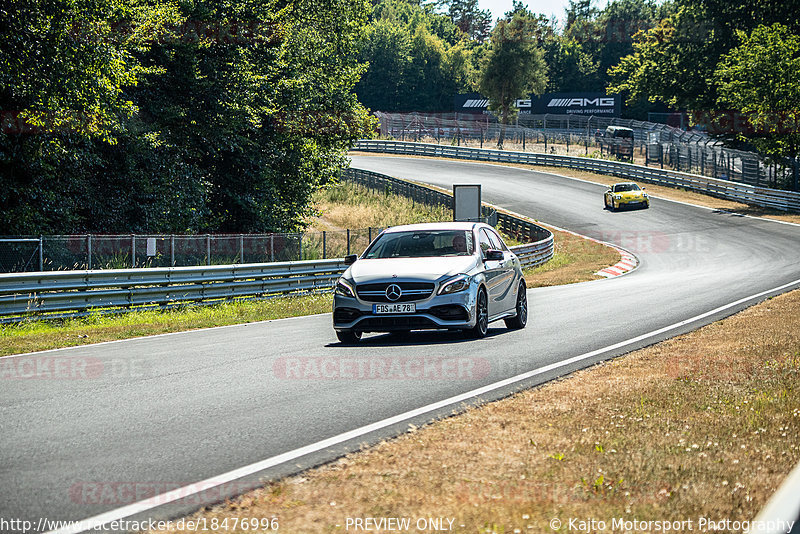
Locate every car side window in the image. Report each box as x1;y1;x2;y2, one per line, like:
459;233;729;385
487;229;508;252
478;229;493;257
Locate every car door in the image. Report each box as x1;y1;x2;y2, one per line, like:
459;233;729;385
486;229;517;312
478;228;504;317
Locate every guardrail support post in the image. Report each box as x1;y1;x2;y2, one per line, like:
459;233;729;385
323;231;326;259
239;234;244;264
87;235;92;270
270;234;274;262
131;234;135;268
39;236;43;272
170;235;175;266
206;234;211;265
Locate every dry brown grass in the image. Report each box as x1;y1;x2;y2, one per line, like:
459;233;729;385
524;228;620;288
309;181;620;288
307;182;452;232
349;152;800;225
151;288;800;534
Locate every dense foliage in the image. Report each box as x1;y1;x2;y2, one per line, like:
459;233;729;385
1;0;374;234
608;0;800;160
3;0;798;235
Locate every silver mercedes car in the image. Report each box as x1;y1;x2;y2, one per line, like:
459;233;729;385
332;222;528;343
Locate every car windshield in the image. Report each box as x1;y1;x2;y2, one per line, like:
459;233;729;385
614;183;640;192
363;230;475;259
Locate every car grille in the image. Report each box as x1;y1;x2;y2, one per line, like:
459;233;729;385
356;282;435;303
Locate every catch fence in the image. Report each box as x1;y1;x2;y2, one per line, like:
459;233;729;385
375;112;799;191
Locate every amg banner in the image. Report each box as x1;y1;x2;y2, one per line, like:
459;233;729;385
533;92;620;116
455;92;619;116
454;93;531;114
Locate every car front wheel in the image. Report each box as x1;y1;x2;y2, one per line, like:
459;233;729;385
505;280;528;329
336;330;362;344
466;289;489;338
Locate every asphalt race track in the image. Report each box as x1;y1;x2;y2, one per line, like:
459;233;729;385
2;155;799;533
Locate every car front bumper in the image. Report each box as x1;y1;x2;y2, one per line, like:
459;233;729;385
333;289;478;332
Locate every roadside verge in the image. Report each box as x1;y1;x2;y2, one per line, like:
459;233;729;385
147;285;800;534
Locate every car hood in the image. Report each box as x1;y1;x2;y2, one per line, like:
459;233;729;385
345;256;479;284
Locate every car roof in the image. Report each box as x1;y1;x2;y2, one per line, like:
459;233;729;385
613;182;638;187
382;222;483;233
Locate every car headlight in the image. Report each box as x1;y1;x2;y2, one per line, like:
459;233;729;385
335;278;356;298
438;274;471;295
614;194;622;200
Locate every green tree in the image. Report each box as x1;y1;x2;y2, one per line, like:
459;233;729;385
1;0;375;235
608;0;799;111
478;12;547;148
443;0;493;42
356;0;474;111
0;0;178;234
715;24;800;183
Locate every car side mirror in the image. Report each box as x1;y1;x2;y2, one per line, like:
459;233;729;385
344;254;358;265
485;249;504;261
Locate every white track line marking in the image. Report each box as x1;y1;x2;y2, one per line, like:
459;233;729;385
47;276;800;534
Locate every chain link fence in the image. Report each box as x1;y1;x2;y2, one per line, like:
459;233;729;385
374;112;799;191
0;230;388;273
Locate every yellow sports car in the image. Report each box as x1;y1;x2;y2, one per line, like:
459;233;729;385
604;182;650;211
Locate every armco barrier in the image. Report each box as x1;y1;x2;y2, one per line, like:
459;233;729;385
0;169;553;321
354;140;800;212
0;260;346;321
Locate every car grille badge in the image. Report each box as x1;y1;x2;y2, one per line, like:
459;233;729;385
385;284;402;301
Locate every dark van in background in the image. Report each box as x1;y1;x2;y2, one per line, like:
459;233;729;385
604;126;634;160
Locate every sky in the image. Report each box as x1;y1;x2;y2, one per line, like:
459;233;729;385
479;0;609;24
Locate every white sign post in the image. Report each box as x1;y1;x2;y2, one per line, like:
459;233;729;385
453;184;481;222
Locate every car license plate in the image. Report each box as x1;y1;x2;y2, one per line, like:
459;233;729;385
374;303;416;314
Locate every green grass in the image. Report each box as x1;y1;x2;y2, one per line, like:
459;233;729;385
0;294;332;357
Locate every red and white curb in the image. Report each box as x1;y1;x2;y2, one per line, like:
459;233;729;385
478;204;640;280
596;248;638;278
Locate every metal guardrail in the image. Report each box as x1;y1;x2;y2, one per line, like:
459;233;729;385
0;169;554;321
0;260;346;321
354;140;800;212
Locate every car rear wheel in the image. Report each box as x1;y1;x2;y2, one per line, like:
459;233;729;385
504;280;528;329
336;330;362;344
466;289;489;338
